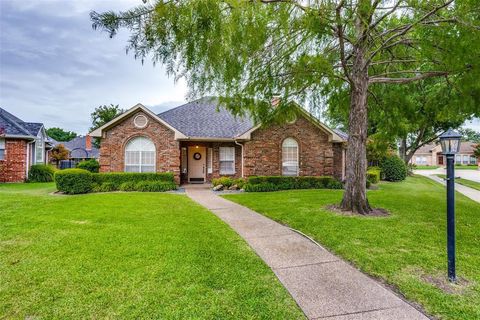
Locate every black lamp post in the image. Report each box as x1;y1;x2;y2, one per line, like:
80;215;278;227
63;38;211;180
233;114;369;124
439;129;462;282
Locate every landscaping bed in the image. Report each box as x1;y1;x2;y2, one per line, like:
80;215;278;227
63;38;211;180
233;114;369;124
223;176;480;319
0;183;303;319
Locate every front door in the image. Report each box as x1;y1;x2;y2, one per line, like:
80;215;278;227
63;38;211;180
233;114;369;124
188;146;206;183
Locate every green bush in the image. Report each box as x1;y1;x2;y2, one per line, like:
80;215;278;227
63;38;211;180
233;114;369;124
93;182;118;193
244;176;343;192
93;172;175;189
135;181;177;192
76;159;100;173
119;181;137;192
28;164;55;182
212;177;246;189
366;169;380;184
380;156;407;182
55;169;93;194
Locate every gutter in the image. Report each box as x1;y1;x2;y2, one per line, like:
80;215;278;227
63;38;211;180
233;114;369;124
234;140;244;178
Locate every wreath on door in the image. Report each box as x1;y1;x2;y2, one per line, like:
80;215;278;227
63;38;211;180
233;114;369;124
193;152;202;160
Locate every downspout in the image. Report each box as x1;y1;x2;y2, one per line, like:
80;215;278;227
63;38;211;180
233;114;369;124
234;140;244;178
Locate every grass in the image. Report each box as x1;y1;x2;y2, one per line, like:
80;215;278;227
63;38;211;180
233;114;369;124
0;183;303;319
224;176;480;320
455;165;479;170
435;174;480;191
414;165;439;170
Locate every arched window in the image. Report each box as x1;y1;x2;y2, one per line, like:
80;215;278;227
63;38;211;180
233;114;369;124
125;137;156;173
282;138;299;176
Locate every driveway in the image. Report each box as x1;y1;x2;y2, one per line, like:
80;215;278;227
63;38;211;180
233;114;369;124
415;168;480;182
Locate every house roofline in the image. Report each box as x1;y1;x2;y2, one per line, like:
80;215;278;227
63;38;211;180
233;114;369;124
1;134;36;140
89;103;188;139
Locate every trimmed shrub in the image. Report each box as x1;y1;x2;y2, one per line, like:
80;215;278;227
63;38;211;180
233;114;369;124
93;182;117;193
28;164;55;182
55;169;93;194
234;178;246;189
380;156;407;182
212;176;234;188
244;176;343;192
93;172;175;189
366;169;380;184
119;181;137;192
76;159;100;173
135;181;177;192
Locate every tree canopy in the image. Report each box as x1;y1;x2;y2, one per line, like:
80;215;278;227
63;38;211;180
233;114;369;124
91;0;480;214
46;127;77;142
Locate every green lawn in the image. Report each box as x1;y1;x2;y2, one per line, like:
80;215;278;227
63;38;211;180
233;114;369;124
435;174;480;191
224;176;480;320
414;165;440;170
455;165;479;170
0;183;303;319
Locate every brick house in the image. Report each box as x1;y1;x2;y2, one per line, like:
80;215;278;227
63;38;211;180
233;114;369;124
0;108;52;182
90;97;347;184
410;141;479;167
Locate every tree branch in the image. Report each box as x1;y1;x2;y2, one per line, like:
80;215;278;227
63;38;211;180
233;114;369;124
369;71;448;84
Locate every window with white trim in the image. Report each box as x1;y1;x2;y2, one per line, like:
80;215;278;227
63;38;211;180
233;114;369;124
282;138;299;176
0;138;5;160
207;147;213;174
35;136;44;164
125;137;156;172
219;147;235;175
470;156;477;165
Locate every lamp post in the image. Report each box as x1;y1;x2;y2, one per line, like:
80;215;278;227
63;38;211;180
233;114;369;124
439;129;462;282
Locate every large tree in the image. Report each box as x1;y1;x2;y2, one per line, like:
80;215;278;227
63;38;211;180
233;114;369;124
91;0;480;214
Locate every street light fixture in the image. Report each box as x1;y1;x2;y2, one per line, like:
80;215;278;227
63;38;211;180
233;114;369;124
439;129;462;282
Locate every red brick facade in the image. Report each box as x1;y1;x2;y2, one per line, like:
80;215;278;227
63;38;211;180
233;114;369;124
0;139;28;183
98;111;345;183
98;111;181;183
243;116;344;179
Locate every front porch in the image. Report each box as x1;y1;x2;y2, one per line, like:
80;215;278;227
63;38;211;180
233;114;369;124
179;141;242;184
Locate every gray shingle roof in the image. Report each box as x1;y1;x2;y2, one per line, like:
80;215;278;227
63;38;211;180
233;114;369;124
61;136;99;159
158;97;254;139
0;107;43;137
333;129;348;141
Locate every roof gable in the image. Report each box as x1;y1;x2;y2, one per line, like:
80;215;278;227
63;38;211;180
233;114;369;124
0;107;45;138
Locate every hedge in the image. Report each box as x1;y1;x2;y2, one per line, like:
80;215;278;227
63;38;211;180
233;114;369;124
55;169;93;194
212;177;245;189
366;168;381;184
28;164;55;182
55;171;176;194
76;159;100;173
244;176;343;192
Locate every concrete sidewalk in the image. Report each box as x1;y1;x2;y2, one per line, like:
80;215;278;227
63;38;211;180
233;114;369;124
415;171;480;203
185;185;428;320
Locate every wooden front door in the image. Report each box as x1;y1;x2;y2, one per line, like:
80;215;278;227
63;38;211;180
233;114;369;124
188;146;206;183
438;155;444;165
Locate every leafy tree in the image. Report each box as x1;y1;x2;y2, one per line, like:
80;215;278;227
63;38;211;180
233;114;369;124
50;144;70;167
91;1;480;214
90;104;124;148
46;127;77;142
459;128;480;143
327;78;480;164
474;144;480;159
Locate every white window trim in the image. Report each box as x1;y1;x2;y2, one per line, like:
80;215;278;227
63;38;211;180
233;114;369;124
282;138;299;176
124;137;156;173
207;147;213;174
0;138;5;161
35;137;44;164
219;147;235;175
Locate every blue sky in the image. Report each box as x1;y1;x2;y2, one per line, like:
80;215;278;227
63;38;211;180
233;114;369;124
0;0;478;134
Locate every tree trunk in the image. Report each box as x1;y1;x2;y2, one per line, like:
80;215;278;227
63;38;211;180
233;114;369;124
340;45;372;214
399;138;407;163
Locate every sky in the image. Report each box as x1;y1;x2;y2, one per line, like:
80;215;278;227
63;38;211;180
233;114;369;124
0;0;187;134
0;0;479;134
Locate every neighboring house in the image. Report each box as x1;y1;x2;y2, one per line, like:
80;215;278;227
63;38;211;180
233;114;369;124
410;141;478;166
60;135;99;160
0;107;52;182
90;97;347;184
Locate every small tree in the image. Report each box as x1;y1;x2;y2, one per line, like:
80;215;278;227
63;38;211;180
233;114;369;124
474;144;480;160
50;144;70;167
90;104;124;148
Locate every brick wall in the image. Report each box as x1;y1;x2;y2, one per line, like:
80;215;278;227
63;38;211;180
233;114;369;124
98;111;181;183
0;139;27;183
333;143;345;180
243;115;340;178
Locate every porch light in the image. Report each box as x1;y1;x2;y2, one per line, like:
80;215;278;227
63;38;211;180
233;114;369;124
439;128;462;283
439;129;462;155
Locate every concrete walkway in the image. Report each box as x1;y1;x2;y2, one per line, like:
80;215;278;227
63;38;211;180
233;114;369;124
415;171;480;204
185;185;429;320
